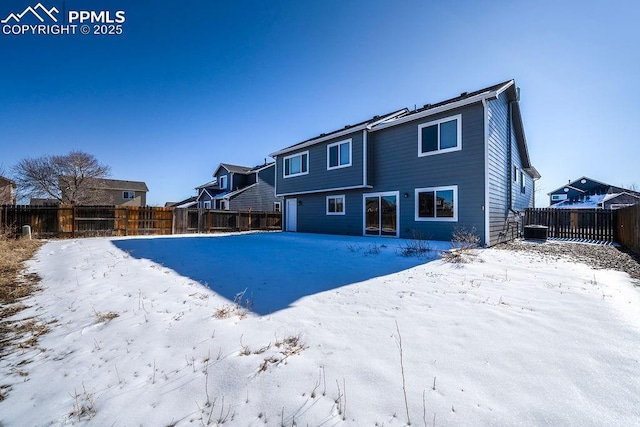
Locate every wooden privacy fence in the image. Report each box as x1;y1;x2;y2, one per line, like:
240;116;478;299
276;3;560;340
524;208;614;242
172;208;282;234
614;204;640;254
0;205;282;238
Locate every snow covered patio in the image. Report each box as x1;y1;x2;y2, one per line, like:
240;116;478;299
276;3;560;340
2;232;639;426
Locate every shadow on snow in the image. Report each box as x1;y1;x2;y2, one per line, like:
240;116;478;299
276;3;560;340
112;232;444;315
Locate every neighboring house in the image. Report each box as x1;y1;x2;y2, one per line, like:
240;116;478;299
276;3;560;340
37;177;149;206
549;177;640;209
270;79;540;246
0;177;17;205
165;196;197;208
196;162;282;211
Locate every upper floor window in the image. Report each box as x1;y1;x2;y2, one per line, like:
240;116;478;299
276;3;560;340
274;201;281;212
284;151;309;178
418;114;462;157
520;171;526;193
123;191;135;199
415;186;458;222
327;139;352;170
219;175;228;189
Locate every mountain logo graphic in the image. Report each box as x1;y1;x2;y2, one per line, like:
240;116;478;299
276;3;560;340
1;3;59;24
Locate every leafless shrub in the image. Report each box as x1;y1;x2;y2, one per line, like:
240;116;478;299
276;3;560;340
69;384;96;421
451;227;480;250
213;289;252;320
400;231;433;257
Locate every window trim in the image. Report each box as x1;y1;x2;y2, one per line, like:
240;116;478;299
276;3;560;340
203;201;211;209
219;175;227;190
273;201;281;212
122;191;135;199
520;171;526;193
326;139;352;170
414;185;458;222
326;194;346;215
417;114;462;157
283;151;309;178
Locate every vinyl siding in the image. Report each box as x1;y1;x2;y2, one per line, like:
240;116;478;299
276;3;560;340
486;92;534;246
369;103;486;242
228;166;281;211
275;131;365;195
286;191;363;236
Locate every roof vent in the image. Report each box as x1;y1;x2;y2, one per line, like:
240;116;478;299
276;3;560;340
320;133;326;137
373;115;380;119
344;125;350;129
423;104;431;109
460;92;468;97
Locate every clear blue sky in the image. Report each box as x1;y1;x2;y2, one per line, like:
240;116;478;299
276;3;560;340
1;0;638;206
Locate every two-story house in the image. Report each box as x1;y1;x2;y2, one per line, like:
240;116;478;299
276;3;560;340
270;80;540;247
196;162;282;211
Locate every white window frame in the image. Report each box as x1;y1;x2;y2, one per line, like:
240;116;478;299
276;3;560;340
414;185;458;222
203;201;211;209
273;201;281;212
327;139;352;170
123;191;135;199
326;194;346;215
219;175;227;190
551;194;567;201
283;151;309;178
418;114;462;157
520;171;526;193
219;199;228;210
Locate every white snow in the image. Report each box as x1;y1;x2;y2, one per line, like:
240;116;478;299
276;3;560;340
2;232;639;426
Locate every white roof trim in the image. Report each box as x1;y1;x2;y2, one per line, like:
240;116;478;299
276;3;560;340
371;89;508;132
276;184;372;198
224;183;258;199
269;110;408;157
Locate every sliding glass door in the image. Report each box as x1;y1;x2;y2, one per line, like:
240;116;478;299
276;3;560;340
364;192;398;237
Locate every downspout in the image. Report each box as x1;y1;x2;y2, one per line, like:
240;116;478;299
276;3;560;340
482;98;490;247
507;99;513;213
362;129;368;186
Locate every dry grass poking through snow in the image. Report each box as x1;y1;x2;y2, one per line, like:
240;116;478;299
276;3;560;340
0;232;45;400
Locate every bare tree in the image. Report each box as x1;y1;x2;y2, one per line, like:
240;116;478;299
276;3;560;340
12;151;111;205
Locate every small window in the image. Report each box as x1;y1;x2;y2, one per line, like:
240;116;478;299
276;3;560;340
520;171;526;193
327;139;352;170
219;200;228;210
123;191;135;199
273;201;281;212
326;195;345;215
513;166;518;182
552;194;568;201
418;115;462;157
415;186;458;222
219;175;227;189
284;151;309;178
203;201;211;209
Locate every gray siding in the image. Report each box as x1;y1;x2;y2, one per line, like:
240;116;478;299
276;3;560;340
486;92;534;246
287;191;363;236
369;103;486;242
229;165;282;211
276;131;365;195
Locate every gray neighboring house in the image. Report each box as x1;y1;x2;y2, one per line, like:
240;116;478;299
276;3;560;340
270;79;540;247
196;163;282;212
32;178;149;206
549;177;640;209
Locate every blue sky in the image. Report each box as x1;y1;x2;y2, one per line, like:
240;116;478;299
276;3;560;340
1;0;638;206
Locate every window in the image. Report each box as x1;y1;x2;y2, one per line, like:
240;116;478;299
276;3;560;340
513;166;518;182
274;201;281;212
415;186;458;221
219;175;227;189
284;151;309;177
123;191;135;199
219;200;228;210
327;139;352;170
552;194;567;201
203;201;211;209
520;171;526;193
418;114;462;156
326;195;345;215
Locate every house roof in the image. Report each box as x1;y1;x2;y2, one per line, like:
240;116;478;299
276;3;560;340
268;79;540;179
195;180;217;189
547;176;639;196
269;109;409;157
213;162;275;178
0;176;16;188
79;177;149;192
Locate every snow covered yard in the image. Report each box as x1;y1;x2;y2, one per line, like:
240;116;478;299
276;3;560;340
2;232;639;426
